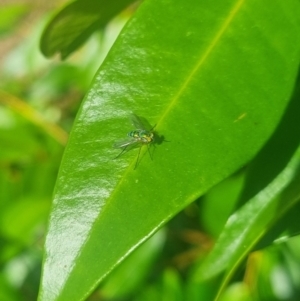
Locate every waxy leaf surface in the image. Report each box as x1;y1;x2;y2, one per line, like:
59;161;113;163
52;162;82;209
39;0;300;300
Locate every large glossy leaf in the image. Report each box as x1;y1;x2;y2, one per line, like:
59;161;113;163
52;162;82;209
38;0;300;300
40;0;134;59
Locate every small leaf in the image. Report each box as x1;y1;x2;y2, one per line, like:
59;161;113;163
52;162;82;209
40;0;134;59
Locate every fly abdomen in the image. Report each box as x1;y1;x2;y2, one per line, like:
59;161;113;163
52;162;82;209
128;130;140;139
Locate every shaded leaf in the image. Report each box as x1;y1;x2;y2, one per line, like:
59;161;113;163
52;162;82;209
40;0;134;59
100;229;165;299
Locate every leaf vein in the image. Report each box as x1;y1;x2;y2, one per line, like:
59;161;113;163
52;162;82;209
158;0;245;125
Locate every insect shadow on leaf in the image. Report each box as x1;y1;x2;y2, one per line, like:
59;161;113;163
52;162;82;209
113;114;168;169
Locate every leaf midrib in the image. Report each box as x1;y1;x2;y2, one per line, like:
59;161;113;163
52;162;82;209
113;0;246;189
157;0;246;127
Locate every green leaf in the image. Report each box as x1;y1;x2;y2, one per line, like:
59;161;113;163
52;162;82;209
161;268;183;301
40;0;134;59
200;170;245;237
38;0;300;300
218;283;252;301
0;4;29;35
133;268;183;301
0;274;21;301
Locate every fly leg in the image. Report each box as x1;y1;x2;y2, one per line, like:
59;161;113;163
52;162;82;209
147;144;154;161
134;146;142;170
115;146;128;159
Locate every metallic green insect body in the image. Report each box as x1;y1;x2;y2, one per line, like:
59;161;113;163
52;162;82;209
114;114;155;169
128;129;154;143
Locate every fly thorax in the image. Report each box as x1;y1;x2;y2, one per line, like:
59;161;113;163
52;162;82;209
140;131;154;143
128;130;154;143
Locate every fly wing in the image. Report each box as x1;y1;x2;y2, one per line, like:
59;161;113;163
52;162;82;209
113;138;141;159
113;138;140;150
130;114;153;131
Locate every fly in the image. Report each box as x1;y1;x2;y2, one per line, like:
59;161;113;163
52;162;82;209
114;114;155;169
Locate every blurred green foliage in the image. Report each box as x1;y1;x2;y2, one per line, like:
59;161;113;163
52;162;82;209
1;1;300;301
0;1;127;300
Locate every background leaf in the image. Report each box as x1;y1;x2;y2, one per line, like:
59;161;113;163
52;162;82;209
39;0;300;300
194;145;300;299
99;229;166;299
40;0;134;59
